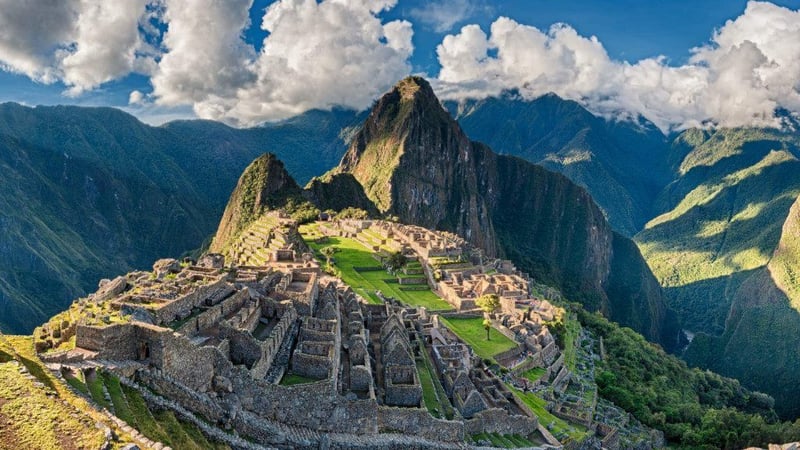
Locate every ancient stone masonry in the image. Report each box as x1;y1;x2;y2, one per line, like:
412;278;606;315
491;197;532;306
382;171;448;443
37;214;589;448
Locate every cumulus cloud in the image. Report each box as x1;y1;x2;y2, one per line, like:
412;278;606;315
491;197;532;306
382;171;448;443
152;0;413;125
150;0;256;107
409;0;483;33
0;0;154;94
434;1;800;131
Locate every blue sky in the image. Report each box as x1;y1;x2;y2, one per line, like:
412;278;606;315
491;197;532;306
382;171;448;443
0;0;798;130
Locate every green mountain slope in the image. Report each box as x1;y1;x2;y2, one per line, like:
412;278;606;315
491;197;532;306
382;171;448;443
0;103;359;333
446;94;671;235
337;77;679;350
635;128;800;416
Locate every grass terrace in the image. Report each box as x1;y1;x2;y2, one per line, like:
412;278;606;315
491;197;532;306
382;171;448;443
509;385;587;443
439;317;517;361
521;366;547;382
0;335;108;449
280;373;317;386
471;432;537;448
63;366;228;450
300;224;452;310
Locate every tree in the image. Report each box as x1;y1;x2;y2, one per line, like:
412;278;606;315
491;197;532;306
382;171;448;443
476;293;501;317
320;246;337;266
386;251;407;272
483;319;492;341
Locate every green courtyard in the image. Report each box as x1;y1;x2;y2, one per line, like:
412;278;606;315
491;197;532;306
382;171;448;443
300;225;452;310
439;317;517;361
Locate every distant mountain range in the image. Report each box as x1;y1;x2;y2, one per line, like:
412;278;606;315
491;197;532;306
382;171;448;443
2;83;800;416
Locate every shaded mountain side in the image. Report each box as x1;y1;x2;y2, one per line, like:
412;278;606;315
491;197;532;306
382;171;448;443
0;103;359;333
445;94;670;235
304;173;378;215
0;133;209;333
337;76;679;350
684;267;800;419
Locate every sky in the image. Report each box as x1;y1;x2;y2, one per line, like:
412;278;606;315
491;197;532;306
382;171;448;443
0;0;798;131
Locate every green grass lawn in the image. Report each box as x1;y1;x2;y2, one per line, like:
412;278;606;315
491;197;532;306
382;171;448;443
417;358;442;418
563;317;580;371
439;317;517;360
509;385;586;442
280;373;317;386
522;366;547;382
301;230;452;310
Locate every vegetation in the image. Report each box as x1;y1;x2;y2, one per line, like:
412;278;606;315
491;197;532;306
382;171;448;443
335;207;371;220
300;228;452;309
578;308;800;449
280;373;317;386
439;317;516;361
476;293;501;317
0;335;108;449
509;386;587;442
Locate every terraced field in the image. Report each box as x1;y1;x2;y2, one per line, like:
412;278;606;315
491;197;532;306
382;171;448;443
300;224;452;310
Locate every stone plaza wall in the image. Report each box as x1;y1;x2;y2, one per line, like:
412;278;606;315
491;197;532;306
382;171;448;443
231;376;379;434
464;408;538;436
376;407;464;442
75;323;139;360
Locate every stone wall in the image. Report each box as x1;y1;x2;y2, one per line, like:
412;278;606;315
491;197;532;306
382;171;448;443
464;408;538;436
150;279;234;325
250;307;298;379
137;368;227;422
232;376;379;434
377;407;464;442
176;288;251;337
75;323;138;360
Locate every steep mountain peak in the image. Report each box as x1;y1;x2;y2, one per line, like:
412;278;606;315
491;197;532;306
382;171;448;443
210;153;301;253
338;76;467;214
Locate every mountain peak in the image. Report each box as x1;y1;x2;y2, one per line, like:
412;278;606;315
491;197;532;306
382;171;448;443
210;152;301;252
395;76;435;101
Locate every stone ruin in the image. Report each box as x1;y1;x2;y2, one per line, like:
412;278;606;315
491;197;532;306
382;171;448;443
36;216;554;449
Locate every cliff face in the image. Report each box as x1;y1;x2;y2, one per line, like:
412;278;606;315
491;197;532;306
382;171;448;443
210;153;301;253
338;77;678;349
445;94;671;236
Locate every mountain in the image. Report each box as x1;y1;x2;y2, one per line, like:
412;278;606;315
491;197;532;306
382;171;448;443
209;153;304;253
635;127;800;417
0;103;360;333
445;93;671;236
335;76;679;350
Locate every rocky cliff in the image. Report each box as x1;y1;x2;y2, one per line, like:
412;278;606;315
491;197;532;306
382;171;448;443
337;77;678;349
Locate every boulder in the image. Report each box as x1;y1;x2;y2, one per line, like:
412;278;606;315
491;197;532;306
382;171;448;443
153;258;181;278
94;276;128;302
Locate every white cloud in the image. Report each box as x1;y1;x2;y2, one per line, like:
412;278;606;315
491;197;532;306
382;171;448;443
128;90;144;105
152;0;414;126
61;0;155;95
409;0;482;33
150;0;256;107
434;1;800;131
0;0;153;94
0;0;78;83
